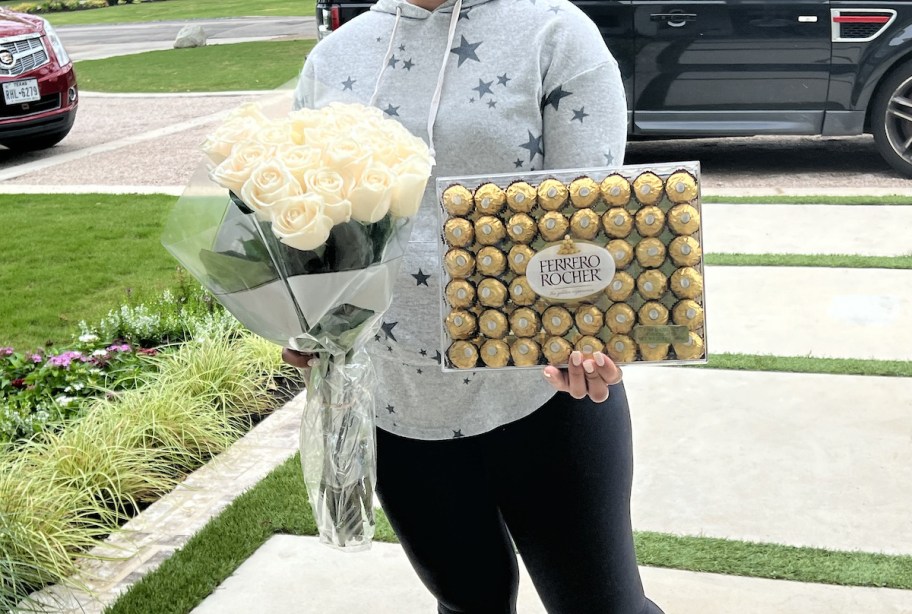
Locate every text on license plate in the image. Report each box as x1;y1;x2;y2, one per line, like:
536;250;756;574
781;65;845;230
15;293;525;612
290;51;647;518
3;79;40;105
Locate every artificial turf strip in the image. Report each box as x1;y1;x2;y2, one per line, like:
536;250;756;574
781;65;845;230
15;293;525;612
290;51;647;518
700;353;912;378
107;455;912;614
0;194;179;350
702;195;912;206
74;40;317;94
705;253;912;269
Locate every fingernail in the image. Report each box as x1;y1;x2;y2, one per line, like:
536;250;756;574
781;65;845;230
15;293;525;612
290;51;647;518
542;371;552;379
583;360;595;374
594;352;605;367
571;351;582;366
307;358;317;367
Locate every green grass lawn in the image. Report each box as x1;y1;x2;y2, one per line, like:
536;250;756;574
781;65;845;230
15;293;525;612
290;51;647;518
702;195;912;206
705;253;912;269
0;194;179;351
38;0;315;26
108;454;912;614
74;39;316;93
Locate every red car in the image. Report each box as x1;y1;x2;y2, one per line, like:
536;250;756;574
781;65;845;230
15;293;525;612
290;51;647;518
0;8;77;151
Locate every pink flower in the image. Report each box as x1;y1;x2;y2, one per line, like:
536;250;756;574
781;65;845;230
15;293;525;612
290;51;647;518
0;347;13;356
106;343;132;353
48;350;86;369
31;354;42;363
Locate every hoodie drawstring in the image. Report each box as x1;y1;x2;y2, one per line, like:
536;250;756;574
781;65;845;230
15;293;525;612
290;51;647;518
369;0;464;167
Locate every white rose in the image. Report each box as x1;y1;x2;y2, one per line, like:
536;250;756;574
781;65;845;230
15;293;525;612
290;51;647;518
202;118;259;166
289;109;322;143
270;194;334;251
210;141;272;193
321;198;353;225
390;155;432;218
276;144;323;188
349;163;395;223
240;159;303;220
303;168;353;224
257;120;293;148
323;137;370;180
225;103;270;127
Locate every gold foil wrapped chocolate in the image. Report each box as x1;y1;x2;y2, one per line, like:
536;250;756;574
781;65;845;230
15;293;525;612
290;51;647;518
509;276;537;306
606;303;636;334
638;301;670;326
538;211;570;242
670;267;703;299
445;310;477;340
575;335;604;355
537;179;568;211
506;213;538;244
606;334;637;363
442;184;473;216
669;236;702;267
600;174;631;206
637;269;668;300
607;239;635;269
506;181;537;213
543;336;573;364
480;339;511;367
474;182;506;215
445;279;476;309
673;299;704;331
510;338;541;366
570;209;600;241
479;309;509;339
635;206;666;238
476;246;507;276
444;248;475;278
475;215;506;246
444;218;474;247
666;171;698;204
542;306;573;336
448;340;479;369
673;331;705;360
640;343;670;361
574;305;604;335
635;238;666;268
605;271;635;301
633;171;664;205
509;308;541;338
668;204;701;236
508;245;535;275
477;278;508;308
602;207;634;238
569;176;600;208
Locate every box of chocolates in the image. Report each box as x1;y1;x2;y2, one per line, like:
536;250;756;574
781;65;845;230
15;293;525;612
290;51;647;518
436;162;707;371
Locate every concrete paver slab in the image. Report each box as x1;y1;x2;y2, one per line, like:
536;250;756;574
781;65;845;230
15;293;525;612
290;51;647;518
625;367;912;555
192;535;912;614
702;204;912;257
706;266;912;361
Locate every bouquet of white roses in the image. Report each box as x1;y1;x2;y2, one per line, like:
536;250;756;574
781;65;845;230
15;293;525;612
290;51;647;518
163;99;432;551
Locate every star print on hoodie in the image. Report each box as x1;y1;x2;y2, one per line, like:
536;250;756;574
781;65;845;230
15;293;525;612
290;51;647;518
295;0;626;441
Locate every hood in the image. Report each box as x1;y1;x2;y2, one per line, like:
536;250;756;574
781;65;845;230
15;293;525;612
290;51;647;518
0;9;44;37
372;0;494;18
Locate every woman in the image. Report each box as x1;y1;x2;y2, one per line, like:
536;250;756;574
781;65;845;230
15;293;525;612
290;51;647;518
287;0;664;611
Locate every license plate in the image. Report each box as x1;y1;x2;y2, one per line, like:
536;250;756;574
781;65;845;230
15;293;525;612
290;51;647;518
3;79;40;105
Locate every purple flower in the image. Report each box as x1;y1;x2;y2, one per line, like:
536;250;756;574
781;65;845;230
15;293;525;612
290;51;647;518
106;343;132;353
0;347;13;356
31;354;43;363
48;350;85;369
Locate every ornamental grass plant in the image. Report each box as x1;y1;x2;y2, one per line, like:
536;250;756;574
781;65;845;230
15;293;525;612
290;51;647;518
0;323;300;610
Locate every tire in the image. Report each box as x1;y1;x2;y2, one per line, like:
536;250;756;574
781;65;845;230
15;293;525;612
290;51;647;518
0;128;72;152
872;59;912;178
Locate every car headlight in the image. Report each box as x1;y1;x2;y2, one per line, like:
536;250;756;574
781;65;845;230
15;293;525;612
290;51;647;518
41;20;71;66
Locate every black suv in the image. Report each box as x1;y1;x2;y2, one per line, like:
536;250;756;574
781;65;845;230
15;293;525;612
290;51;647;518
316;1;912;177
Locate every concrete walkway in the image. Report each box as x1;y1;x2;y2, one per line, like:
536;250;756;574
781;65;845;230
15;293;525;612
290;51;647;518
192;536;912;614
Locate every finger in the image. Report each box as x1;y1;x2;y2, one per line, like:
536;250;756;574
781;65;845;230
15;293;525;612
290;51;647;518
566;351;588;399
593;352;623;385
582;357;610;402
281;348;315;369
542;365;570;392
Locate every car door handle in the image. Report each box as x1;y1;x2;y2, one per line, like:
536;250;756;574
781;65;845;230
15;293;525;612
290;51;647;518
650;13;697;27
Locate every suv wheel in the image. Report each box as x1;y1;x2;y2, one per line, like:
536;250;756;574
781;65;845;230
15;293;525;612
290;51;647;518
872;60;912;177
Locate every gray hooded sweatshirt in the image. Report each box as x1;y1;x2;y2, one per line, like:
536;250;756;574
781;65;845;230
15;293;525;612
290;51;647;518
295;0;627;440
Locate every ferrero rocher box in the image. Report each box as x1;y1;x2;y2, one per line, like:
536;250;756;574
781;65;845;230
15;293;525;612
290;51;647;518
436;162;708;371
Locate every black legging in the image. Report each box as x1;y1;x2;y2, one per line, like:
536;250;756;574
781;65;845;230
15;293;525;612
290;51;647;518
375;384;665;614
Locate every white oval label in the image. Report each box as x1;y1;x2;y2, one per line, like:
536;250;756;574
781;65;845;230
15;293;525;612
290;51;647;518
527;241;616;300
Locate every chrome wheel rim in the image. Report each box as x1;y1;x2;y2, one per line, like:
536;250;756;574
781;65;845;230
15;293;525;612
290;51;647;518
885;75;912;167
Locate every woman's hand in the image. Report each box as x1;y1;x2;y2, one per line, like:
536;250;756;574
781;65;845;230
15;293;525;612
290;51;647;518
542;351;622;403
282;348;317;369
